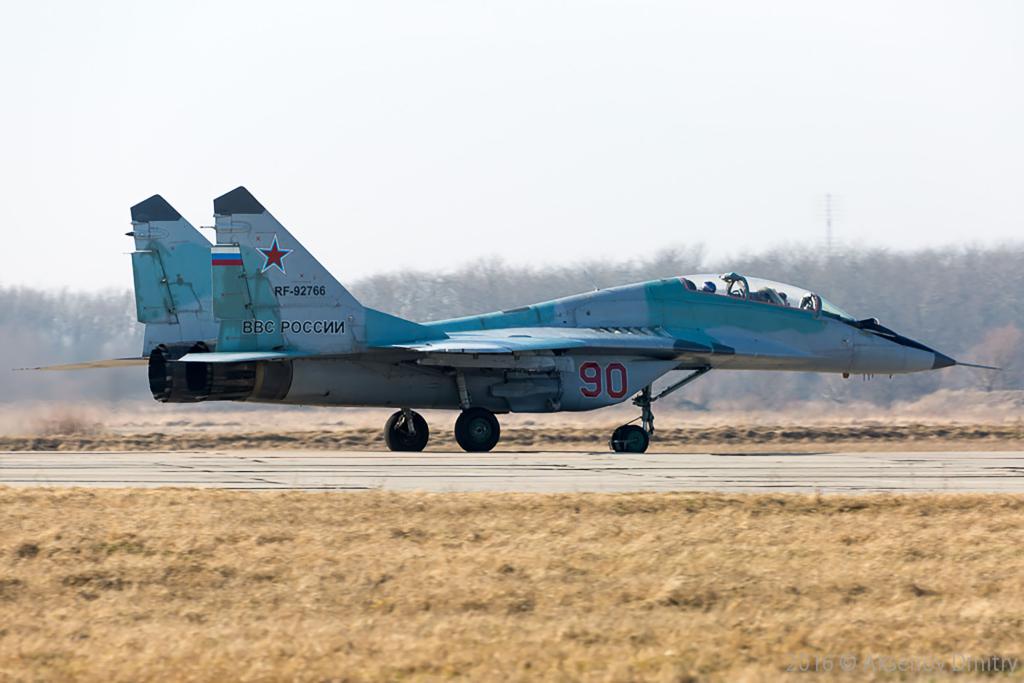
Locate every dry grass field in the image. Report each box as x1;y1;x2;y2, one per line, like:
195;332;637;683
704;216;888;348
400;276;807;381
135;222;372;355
2;490;1024;681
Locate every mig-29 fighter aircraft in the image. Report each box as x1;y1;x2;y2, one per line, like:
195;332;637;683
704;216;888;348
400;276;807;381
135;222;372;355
37;187;978;454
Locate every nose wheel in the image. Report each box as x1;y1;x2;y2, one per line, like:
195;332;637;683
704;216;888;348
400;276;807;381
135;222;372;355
609;367;712;455
610;424;650;453
384;409;429;452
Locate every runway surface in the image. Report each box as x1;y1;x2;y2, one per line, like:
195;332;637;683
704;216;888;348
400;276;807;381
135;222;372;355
2;450;1024;492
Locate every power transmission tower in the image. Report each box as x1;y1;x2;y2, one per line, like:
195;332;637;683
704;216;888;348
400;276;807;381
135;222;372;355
825;192;834;257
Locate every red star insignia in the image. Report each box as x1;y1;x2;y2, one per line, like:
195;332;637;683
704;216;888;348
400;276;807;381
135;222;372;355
258;235;293;274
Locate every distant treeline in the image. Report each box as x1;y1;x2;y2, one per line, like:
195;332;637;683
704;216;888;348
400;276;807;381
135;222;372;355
3;244;1021;406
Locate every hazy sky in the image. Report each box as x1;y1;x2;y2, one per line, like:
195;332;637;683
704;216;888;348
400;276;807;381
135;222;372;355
1;1;1021;291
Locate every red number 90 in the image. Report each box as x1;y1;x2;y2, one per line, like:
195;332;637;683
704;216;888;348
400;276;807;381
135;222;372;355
579;361;629;399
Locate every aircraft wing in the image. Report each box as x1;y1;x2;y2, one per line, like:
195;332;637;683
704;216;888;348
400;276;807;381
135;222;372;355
378;327;732;357
378;326;818;372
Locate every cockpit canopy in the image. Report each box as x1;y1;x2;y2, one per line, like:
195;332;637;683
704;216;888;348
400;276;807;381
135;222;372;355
679;273;854;321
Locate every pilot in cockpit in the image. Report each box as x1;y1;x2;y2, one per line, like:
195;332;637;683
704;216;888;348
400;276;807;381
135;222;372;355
751;287;786;306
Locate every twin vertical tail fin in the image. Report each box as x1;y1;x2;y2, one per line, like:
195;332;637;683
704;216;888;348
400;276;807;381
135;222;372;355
129;195;218;356
210;186;366;353
29;188;431;385
133;186;436;364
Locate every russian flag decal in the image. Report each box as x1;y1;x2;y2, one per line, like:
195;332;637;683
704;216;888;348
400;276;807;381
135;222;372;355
212;245;243;267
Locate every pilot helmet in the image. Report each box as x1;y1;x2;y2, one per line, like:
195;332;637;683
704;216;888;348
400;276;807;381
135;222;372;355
702;281;717;293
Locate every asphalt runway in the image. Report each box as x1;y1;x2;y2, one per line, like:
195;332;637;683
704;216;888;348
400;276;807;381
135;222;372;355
2;450;1024;492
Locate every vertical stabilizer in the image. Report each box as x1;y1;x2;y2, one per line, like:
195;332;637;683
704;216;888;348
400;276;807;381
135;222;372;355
211;187;364;353
129;195;218;355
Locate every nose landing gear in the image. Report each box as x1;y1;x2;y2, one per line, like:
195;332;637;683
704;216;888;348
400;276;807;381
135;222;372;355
610;424;650;453
384;409;429;452
609;367;711;454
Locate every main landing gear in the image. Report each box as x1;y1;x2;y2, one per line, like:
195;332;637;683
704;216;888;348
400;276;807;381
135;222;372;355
609;367;711;454
384;407;502;453
384;409;429;452
454;407;501;452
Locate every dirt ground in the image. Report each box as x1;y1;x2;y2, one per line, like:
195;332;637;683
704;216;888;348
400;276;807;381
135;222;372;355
2;422;1022;453
2;490;1023;681
1;398;1021;452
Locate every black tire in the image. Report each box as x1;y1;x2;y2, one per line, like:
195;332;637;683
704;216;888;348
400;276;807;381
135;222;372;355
454;408;501;452
384;410;429;452
610;424;649;453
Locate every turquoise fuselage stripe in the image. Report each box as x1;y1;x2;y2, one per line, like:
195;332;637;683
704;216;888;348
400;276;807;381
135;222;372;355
422;278;827;339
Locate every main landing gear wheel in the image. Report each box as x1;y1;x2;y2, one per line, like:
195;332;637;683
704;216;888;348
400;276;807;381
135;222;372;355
454;407;501;452
610;424;650;453
384;410;429;452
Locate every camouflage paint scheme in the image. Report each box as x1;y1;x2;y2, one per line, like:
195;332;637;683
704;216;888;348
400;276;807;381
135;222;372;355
128;196;218;352
120;187;955;415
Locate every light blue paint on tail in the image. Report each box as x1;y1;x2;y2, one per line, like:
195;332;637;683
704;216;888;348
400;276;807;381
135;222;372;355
210;186;442;353
210;244;284;352
129;195;218;355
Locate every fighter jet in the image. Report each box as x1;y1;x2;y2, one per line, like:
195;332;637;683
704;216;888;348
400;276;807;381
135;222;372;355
36;187;980;453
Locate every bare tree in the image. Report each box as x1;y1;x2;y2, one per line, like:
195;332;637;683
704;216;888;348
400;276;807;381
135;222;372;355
961;325;1023;391
2;243;1021;405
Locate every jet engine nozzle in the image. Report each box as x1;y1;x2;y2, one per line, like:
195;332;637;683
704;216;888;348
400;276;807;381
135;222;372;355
148;343;292;403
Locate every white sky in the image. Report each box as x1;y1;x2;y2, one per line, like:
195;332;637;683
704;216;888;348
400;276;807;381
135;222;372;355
1;1;1021;291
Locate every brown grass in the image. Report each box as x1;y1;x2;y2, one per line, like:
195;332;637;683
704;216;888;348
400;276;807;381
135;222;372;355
2;490;1024;681
1;422;1020;452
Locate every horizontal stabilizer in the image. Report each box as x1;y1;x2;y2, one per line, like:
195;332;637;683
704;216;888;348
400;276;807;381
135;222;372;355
16;358;148;371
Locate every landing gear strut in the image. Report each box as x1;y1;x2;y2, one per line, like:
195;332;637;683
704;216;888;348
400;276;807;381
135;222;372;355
384;409;429;452
454;407;501;452
609;367;711;454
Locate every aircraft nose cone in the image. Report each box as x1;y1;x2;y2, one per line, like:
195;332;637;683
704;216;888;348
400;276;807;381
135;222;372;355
932;352;957;369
